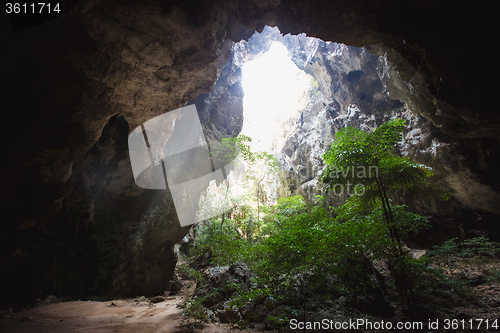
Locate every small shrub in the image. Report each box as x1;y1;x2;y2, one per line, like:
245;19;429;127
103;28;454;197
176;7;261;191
178;295;210;329
459;237;500;258
176;264;205;282
486;268;500;283
428;237;500;265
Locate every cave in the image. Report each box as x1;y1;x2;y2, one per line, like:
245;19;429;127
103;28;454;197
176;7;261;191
1;0;498;331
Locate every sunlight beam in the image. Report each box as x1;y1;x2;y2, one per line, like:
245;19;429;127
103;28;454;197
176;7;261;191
241;42;313;153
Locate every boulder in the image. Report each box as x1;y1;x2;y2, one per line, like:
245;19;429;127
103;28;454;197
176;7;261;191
149;296;166;303
208;262;252;294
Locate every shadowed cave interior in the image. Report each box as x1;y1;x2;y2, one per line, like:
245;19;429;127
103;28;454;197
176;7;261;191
1;0;498;331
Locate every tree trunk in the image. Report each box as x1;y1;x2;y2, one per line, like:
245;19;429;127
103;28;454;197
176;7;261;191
375;177;416;318
217;181;230;267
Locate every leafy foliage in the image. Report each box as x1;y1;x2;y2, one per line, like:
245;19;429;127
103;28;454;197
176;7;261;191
209;134;253;167
176;264;206;282
209;134;280;174
178;295;210;329
189;217;251;266
486;268;500;282
320;118;449;314
321;118;448;204
427;237;500;264
420;237;500;298
197;134;281;265
179;122;497;329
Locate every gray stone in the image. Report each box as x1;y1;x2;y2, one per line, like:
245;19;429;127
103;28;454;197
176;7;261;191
149;296;166;303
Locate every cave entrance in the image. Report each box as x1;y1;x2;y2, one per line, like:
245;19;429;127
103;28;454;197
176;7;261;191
197;37;319;220
240;41;315;154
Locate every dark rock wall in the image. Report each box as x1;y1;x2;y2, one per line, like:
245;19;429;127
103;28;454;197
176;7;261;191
3;0;228;308
1;0;493;308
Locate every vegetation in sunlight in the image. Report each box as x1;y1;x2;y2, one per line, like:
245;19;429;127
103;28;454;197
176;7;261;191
178;119;500;329
197;134;280;266
320;117;449;316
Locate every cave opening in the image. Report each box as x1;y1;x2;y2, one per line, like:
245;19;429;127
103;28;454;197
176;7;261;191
240;40;314;154
195;28;326;216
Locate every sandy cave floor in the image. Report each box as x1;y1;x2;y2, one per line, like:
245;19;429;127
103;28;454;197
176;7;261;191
0;280;260;333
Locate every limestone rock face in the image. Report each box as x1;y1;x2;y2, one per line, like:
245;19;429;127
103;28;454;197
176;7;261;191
1;0;494;308
213;27;500;220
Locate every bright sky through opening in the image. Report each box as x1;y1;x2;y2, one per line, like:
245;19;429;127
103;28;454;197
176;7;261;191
241;42;313;153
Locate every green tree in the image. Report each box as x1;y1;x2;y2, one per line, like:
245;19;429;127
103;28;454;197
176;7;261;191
201;135;280;265
320;118;448;315
206;135;252;266
249;151;280;240
211;135;279;241
253;196;331;315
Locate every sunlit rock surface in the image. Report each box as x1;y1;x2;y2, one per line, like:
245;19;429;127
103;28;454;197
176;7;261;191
213;27;500;222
